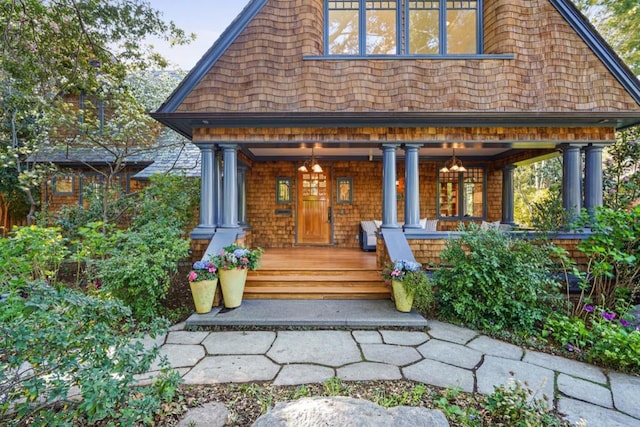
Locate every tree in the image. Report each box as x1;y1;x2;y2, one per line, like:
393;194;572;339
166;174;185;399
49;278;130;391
603;127;640;210
574;0;640;74
0;0;192;224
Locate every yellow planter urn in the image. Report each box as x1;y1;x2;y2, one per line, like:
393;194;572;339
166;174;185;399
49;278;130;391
391;280;415;312
219;268;249;308
189;279;218;314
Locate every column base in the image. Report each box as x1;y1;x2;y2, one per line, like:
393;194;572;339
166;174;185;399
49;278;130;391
190;226;217;240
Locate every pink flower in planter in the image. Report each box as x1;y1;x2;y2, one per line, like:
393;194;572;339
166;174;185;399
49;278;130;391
188;271;198;282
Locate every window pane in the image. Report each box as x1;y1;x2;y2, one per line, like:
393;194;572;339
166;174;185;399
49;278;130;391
446;1;477;54
328;2;360;55
439;172;458;217
462;169;483;217
53;176;74;194
366;1;397;55
409;1;439;54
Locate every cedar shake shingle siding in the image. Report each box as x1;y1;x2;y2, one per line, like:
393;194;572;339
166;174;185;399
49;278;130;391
178;0;640;114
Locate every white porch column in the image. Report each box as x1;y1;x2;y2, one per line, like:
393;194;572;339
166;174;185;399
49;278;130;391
238;164;248;226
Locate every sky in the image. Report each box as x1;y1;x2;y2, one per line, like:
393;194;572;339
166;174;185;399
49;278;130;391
147;1;251;70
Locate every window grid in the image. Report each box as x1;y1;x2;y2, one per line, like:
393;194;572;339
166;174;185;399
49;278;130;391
437;167;486;220
326;0;481;56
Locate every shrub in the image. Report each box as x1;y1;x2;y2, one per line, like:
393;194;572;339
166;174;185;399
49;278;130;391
483;376;560;426
543;305;640;372
434;225;561;333
572;206;640;311
0;282;180;425
97;222;189;321
7;225;69;284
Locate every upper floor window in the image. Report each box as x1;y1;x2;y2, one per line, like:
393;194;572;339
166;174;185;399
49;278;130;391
326;0;481;56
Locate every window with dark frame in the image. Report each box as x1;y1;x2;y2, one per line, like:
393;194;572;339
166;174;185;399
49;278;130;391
326;0;480;56
52;175;75;195
438;167;485;219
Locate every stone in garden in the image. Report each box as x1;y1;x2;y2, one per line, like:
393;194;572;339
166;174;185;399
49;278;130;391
628;305;640;328
178;402;229;427
251;397;449;427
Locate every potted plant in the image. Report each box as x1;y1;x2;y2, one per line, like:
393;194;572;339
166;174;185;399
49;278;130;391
188;260;218;314
382;260;428;312
212;244;263;308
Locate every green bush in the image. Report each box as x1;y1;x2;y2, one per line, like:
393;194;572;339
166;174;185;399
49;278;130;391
0;282;180;425
434;225;561;333
543;306;640;372
98;222;189;321
483;376;560;426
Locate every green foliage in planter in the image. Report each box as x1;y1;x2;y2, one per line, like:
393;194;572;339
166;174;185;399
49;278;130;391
543;306;640;373
434;225;561;334
97;222;189;321
0;282;180;426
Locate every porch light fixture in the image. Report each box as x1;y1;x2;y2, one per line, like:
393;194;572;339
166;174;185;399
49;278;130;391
298;147;323;173
440;148;466;173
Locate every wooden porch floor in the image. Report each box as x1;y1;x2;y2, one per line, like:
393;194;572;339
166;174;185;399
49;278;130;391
245;247;388;300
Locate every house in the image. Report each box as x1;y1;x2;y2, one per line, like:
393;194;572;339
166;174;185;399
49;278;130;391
152;0;640;298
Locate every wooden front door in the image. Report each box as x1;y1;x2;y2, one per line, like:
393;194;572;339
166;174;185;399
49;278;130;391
297;169;332;245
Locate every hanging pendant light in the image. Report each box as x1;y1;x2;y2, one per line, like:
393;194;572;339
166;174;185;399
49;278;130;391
440;148;466;173
298;147;323;173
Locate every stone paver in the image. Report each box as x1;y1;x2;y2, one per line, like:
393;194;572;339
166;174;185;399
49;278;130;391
476;356;555;407
426;320;479;344
273;364;335;386
417;339;482;370
152;344;204;371
337;362;402;381
267;331;361;366
352;330;382;344
166;331;209;345
155;320;640;425
558;397;640;427
466;335;523;360
403;359;474;393
361;344;422;366
610;372;640;419
203;331;275;355
557;374;613;408
136;333;166;351
182;356;280;384
523;350;606;384
169;322;186;332
177;402;229;427
379;330;430;346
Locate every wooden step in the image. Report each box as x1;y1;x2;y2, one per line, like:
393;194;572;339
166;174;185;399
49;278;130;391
245;268;390;300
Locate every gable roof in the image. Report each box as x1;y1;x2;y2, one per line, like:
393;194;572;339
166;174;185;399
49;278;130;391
154;0;640;137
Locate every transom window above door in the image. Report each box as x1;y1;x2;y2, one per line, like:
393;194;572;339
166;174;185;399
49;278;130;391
326;0;481;56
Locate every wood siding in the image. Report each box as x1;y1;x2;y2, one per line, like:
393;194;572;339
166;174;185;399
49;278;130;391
178;0;640;114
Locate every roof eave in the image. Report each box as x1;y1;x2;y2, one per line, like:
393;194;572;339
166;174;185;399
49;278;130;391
151;111;639;139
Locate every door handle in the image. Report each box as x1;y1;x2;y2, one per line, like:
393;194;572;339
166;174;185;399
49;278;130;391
327;206;332;223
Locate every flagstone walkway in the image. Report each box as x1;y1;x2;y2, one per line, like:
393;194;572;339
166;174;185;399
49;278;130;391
143;320;640;427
